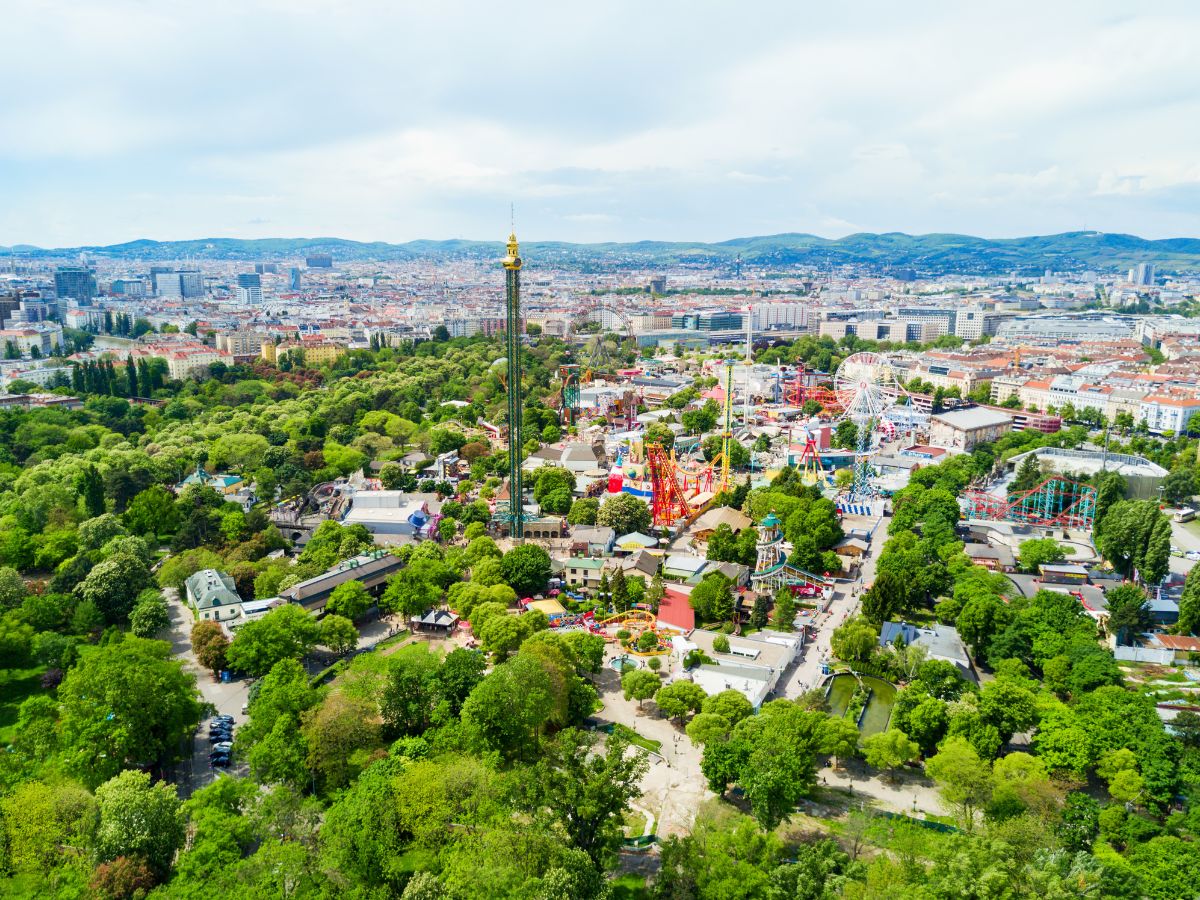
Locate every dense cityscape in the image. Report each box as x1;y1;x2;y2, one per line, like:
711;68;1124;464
7;3;1200;899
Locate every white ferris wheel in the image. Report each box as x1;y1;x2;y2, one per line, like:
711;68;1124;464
832;352;902;423
832;352;904;501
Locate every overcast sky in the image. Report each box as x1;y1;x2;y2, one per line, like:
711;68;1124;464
4;1;1200;247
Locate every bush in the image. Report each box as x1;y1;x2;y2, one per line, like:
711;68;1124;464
616;629;632;641
648;656;662;671
636;631;659;652
712;634;730;653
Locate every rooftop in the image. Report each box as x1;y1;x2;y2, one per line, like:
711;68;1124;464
930;407;1015;430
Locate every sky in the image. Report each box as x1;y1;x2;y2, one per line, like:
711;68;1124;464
4;1;1200;247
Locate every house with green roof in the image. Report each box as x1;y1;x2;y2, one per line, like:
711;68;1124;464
184;569;245;624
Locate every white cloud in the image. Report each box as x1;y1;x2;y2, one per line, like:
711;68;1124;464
2;1;1200;244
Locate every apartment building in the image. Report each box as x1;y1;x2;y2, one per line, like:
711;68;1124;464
215;331;265;356
1139;395;1200;434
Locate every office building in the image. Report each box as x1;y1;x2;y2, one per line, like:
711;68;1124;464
0;295;20;327
753;302;810;331
178;270;204;298
289;268;302;291
154;271;182;298
306;253;333;268
896;306;957;333
254;263;279;275
955;307;1005;340
111;279;147;298
235;273;263;305
1130;263;1156;286
53;266;96;302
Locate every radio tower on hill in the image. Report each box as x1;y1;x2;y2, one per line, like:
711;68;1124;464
502;228;525;542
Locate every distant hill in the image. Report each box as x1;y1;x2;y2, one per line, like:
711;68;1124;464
5;231;1200;274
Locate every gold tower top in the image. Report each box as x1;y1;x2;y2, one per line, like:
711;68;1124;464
502;231;522;270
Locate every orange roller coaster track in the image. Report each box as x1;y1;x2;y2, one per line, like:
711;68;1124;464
647;442;691;526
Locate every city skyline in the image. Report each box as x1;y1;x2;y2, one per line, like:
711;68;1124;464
4;2;1200;247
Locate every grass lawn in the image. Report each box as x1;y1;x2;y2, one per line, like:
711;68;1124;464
612;723;662;754
610;874;651;900
0;666;47;744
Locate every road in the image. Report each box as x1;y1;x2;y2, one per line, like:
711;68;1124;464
777;512;883;701
163;587;250;798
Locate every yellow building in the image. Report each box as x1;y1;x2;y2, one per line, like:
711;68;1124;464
263;341;346;366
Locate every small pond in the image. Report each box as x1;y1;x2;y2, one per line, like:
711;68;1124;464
824;673;897;738
610;655;639;673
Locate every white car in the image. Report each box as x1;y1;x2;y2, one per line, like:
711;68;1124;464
1186;551;1200;562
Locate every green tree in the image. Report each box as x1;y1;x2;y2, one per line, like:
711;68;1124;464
320;614;359;654
75;549;153;624
1098;499;1171;583
686;712;731;746
129;590;170;637
1103;583;1151;645
1180;565;1200;635
596;491;652;536
567;497;600;526
1010;454;1043;494
956;592;1012;662
0;780;97;876
819;715;862;768
773;589;796;630
621;668;660;709
382;567;442;618
735;703;825;828
861;570;906;624
461;654;556;759
94;769;185;878
689;571;734;624
76;464;106;518
532;466;575;515
830;616;878;663
225;604;320;676
0;566;26;609
654;681;707;722
301;692;381;792
1017;537;1067;572
861;728;919;779
645;574;666;614
531;727;648;868
326;579;372;620
500;544;553;597
703;689;753;726
59;636;203;788
925;736;994;831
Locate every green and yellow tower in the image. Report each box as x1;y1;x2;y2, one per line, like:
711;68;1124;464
502;231;524;541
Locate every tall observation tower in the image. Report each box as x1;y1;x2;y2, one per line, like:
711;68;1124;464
502;230;524;542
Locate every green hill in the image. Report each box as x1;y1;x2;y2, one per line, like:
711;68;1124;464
6;230;1200;273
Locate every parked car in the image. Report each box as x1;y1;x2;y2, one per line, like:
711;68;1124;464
210;755;231;768
209;733;233;744
213;715;234;724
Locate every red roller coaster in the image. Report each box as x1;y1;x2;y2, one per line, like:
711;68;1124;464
963;477;1097;530
785;376;843;413
647;443;691;527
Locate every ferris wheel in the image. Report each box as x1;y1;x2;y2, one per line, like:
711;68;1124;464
832;352;903;504
574;300;635;370
832;352;901;423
